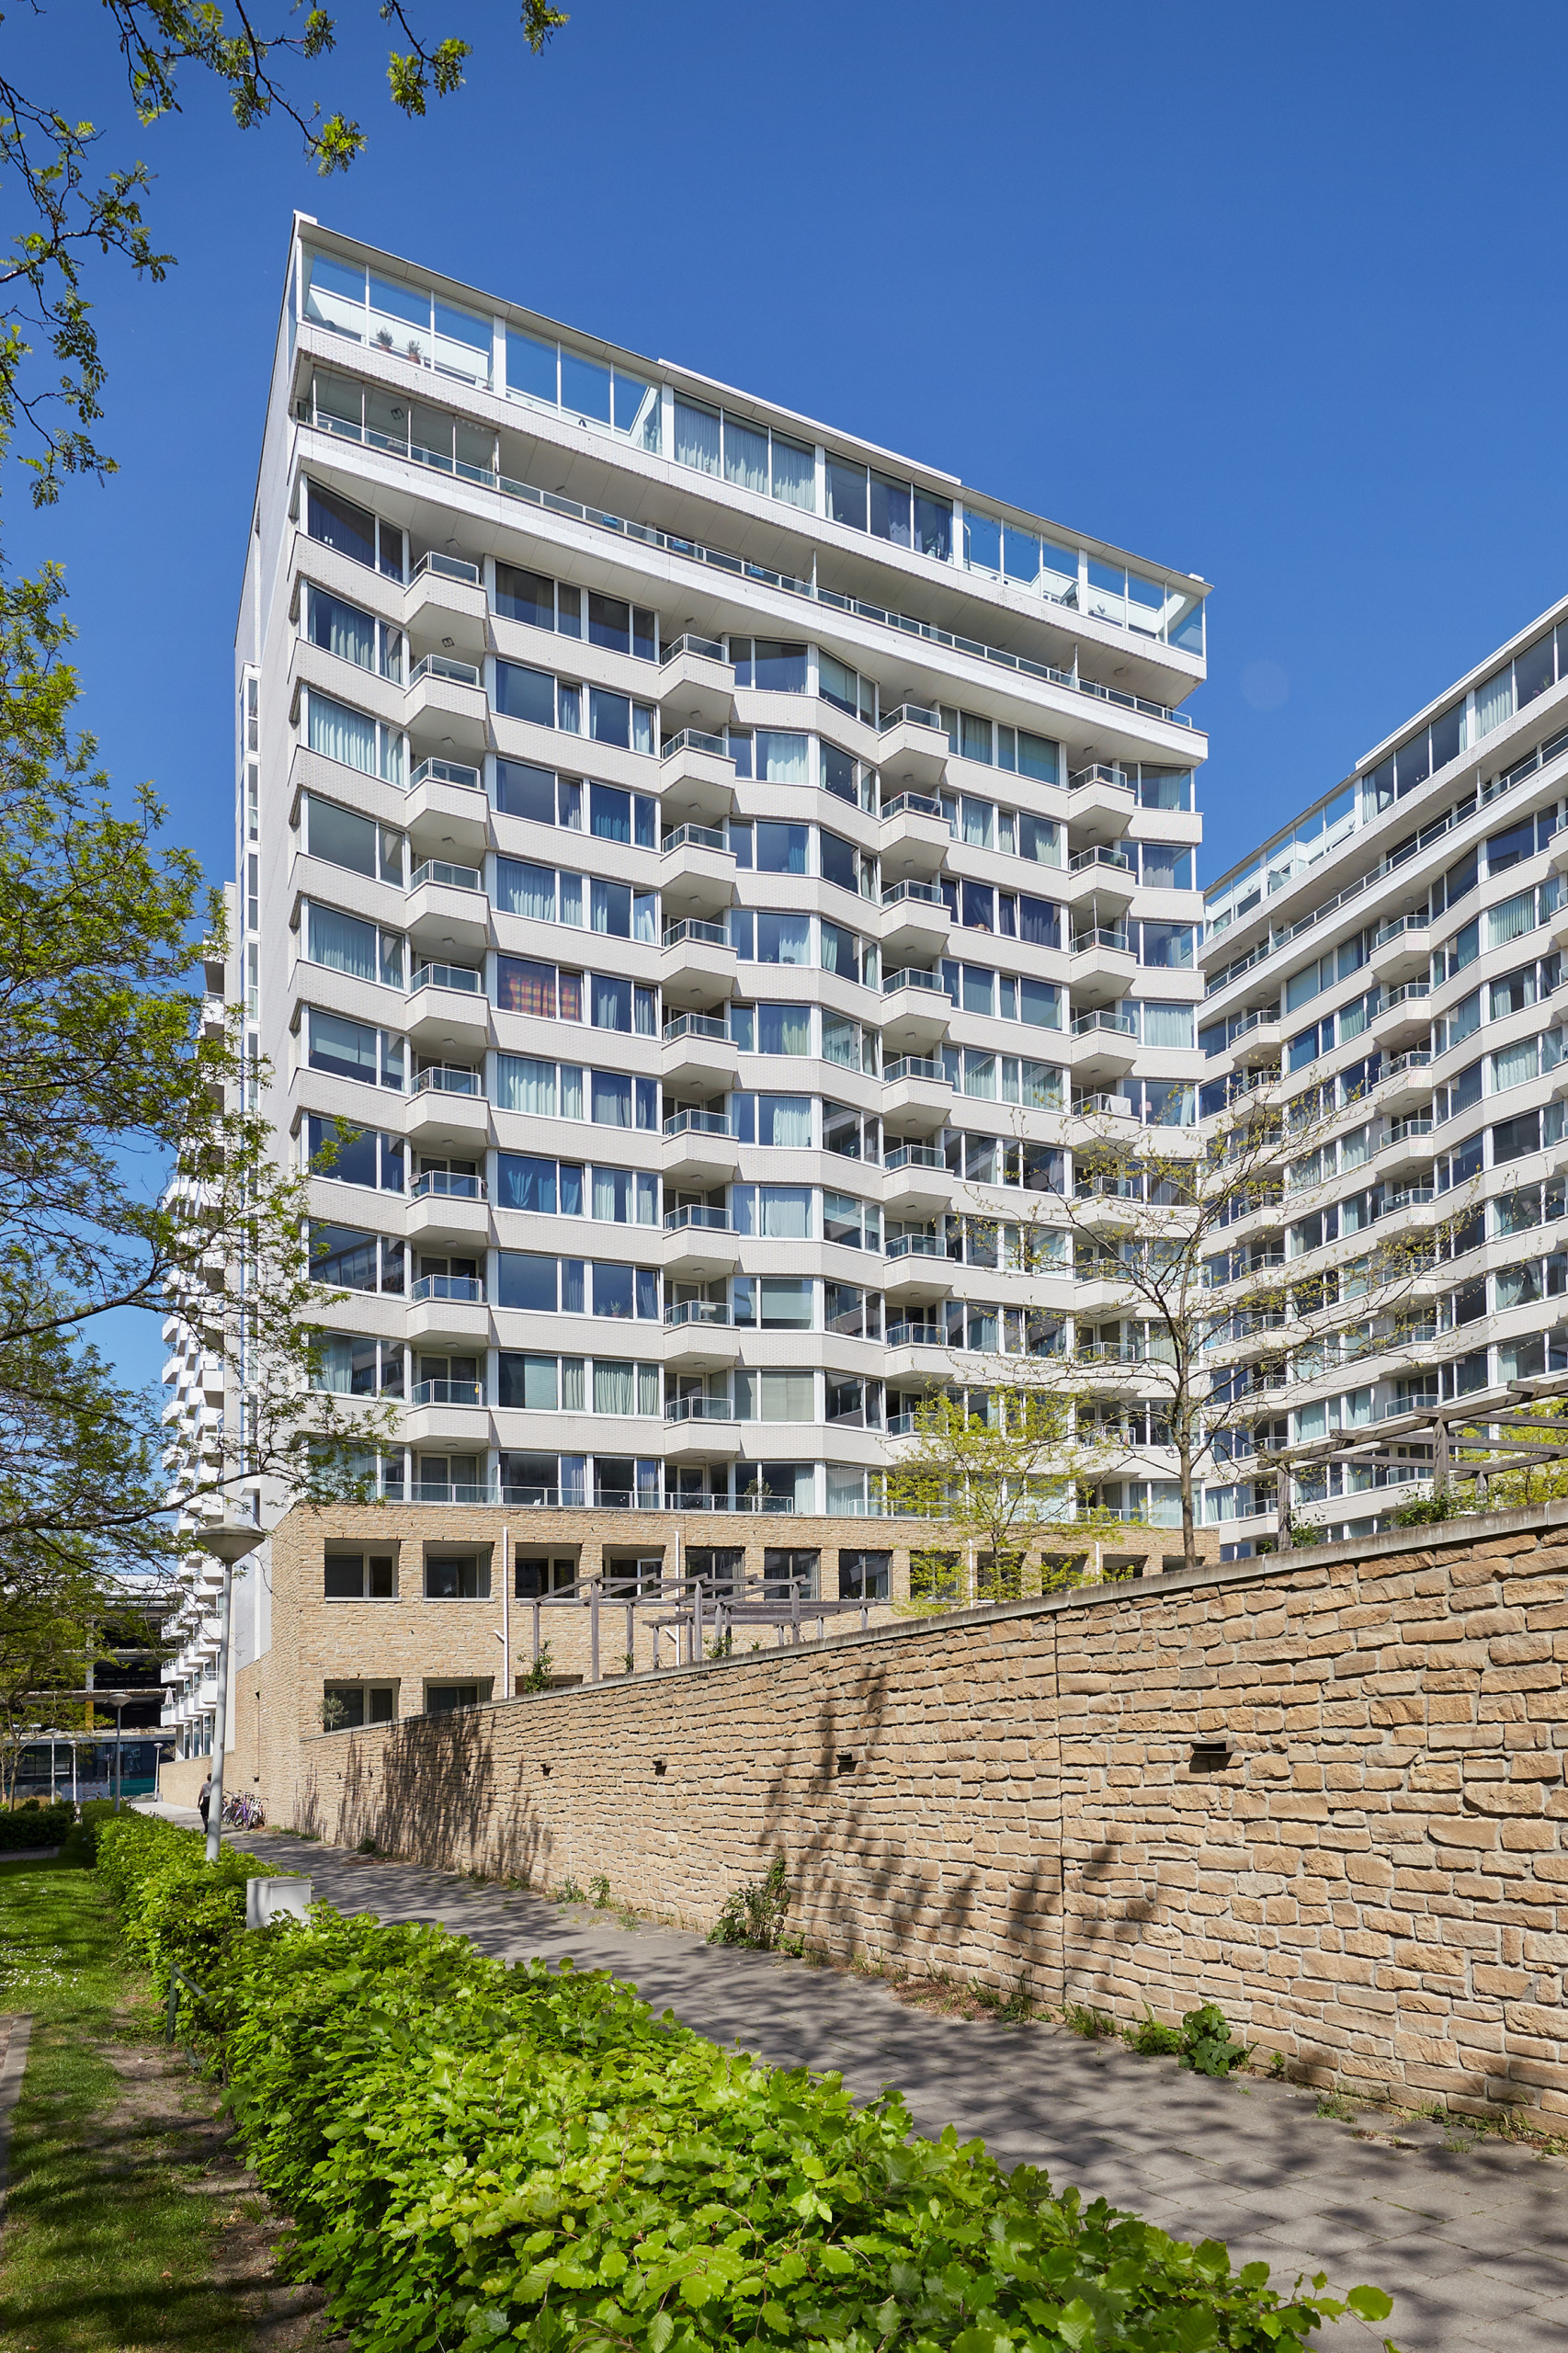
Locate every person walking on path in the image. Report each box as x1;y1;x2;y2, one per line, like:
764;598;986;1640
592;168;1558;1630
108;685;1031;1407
197;1773;212;1832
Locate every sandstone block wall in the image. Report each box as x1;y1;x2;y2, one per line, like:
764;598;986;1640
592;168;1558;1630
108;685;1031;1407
290;1503;1568;2125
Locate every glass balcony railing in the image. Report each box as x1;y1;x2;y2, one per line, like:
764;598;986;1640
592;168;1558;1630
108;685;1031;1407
1071;927;1132;956
415;1065;483;1097
1068;845;1133;879
411;1274;484;1303
410;858;483;892
882;966;947;995
410;755;483;791
878;701;943;734
660;631;726;666
409;651;481;688
884;1142;947;1173
301;404;1199;729
664;1395;736;1423
410;1169;486;1200
663;1109;734;1140
883;1054;950;1085
661;823;729;855
880;791;945;823
881;879;946;909
663;1205;733;1235
886;1321;944;1347
413;548;482;587
660;727;728;761
662;1012;729;1045
662;918;730;949
664;1301;733;1329
412;961;483;995
1068;762;1133;794
411;1379;483;1406
886;1233;943;1261
1072;1010;1138;1040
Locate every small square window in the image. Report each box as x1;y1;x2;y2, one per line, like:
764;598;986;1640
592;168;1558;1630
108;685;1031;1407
424;1552;492;1600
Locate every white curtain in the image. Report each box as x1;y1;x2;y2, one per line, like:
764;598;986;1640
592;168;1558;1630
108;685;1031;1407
496;859;557;921
769;434;815;510
674;397;720;474
307;904;377;981
1493;1038;1538;1094
723;417;767;495
308;691;378;774
1141;1003;1195;1051
759;1370;814;1421
756;731;809;785
494;1056;556;1116
759;1186;811;1238
760;1096;811;1148
1487;889;1532;950
1475;664;1514;739
594;1360;635;1416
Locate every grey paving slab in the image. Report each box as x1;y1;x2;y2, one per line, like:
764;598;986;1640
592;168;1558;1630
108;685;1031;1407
232;1831;1568;2353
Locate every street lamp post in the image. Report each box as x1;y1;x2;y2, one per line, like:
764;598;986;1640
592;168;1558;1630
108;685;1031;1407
196;1518;266;1864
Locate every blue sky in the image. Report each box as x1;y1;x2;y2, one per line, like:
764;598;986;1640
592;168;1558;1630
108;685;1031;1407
13;0;1568;1379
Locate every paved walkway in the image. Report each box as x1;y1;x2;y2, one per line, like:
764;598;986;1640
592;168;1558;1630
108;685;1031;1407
232;1833;1568;2353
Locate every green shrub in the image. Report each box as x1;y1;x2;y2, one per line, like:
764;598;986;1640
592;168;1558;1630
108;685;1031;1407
96;1820;1392;2352
96;1812;280;1994
1062;2001;1117;2040
709;1854;790;1949
1129;2010;1186;2057
0;1800;75;1849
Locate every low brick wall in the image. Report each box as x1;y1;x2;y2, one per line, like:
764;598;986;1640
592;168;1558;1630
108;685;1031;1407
297;1504;1568;2125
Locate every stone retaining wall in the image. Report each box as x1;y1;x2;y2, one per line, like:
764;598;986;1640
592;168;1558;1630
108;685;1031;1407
295;1503;1568;2124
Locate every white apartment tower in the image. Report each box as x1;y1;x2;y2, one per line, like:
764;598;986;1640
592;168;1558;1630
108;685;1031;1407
1200;600;1568;1553
163;218;1209;1754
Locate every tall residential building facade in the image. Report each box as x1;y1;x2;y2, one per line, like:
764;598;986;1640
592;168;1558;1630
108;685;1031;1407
162;216;1209;1756
1199;598;1568;1554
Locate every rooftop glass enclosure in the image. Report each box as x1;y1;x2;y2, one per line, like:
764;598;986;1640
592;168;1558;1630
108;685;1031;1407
298;240;1207;664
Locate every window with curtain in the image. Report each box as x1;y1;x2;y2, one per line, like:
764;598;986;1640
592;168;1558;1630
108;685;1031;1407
960;714;992;764
1141;1004;1195;1051
770;434;815;509
756;821;809;874
1019;979;1062;1029
593;1167;631;1222
495;859;557;921
592;974;631;1031
591;1071;631;1127
757;1370;815;1421
1492;1038;1539;1094
308;691;379;775
822;1015;858;1069
312;1335;355;1394
674;397;721;474
962;797;994;847
756;731;809;784
756;913;812;965
825;457;867;530
494;662;557;728
307;904;378;982
759;1096;812;1147
494;1056;556;1116
307;587;377;670
1475;664;1515;739
758;1004;812;1055
723;415;768;494
594;1360;635;1415
1487;891;1534;951
1018;896;1060;948
496;958;558;1018
591;879;631;936
1017;813;1061;865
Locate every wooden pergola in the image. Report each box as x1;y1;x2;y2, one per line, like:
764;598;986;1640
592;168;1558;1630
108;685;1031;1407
1274;1368;1568;1527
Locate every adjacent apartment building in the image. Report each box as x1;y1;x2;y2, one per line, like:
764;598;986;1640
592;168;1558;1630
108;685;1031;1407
1199;601;1568;1553
161;217;1211;1767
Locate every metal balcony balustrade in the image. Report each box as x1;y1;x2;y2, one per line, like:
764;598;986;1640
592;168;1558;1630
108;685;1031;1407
883;1055;950;1085
660;727;728;761
881;879;946;909
663;1204;733;1235
1071;926;1133;955
882;965;948;995
302;406;1198;727
410;755;483;791
411;1274;484;1303
880;791;945;823
663;1109;734;1139
662;917;730;949
1072;1009;1138;1039
663;1396;736;1424
410;857;483;892
1068;763;1134;793
1068;845;1133;879
410;651;481;689
878;701;944;734
885;1322;945;1347
662;1011;729;1045
410;1169;486;1200
661;823;729;854
412;549;482;587
884;1142;946;1172
414;1065;484;1097
885;1233;944;1261
660;631;726;666
663;1300;733;1329
412;960;483;994
410;1378;483;1405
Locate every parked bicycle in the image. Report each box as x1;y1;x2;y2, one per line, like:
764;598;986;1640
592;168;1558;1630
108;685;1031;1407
222;1791;267;1830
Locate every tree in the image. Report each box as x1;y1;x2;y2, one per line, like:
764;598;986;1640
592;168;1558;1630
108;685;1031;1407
881;1383;1119;1605
1;2;568;500
1042;1071;1460;1573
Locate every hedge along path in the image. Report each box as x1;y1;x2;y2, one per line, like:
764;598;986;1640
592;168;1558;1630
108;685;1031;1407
95;1813;1399;2353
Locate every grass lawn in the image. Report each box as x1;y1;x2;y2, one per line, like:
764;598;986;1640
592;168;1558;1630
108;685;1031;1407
0;1856;294;2353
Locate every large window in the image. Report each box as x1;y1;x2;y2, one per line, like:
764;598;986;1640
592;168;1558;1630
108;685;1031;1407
671;396;813;508
305;1008;404;1090
305;585;402;682
304;479;404;580
506;328;660;450
825;455;951;559
304;794;403;884
306;690;403;786
324;1549;397;1599
303;248;493;382
494;563;656;660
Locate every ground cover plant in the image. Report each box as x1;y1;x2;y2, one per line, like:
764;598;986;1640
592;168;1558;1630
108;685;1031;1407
94;1813;1399;2353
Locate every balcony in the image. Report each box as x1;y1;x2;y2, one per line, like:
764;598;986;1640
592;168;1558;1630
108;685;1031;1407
1371;981;1432;1050
408;960;489;1049
406;654;486;755
663;1108;741;1184
1228;1008;1283;1069
662;1395;742;1461
658;634;734;733
882;1233;954;1303
1070;926;1138;1007
1065;844;1136;912
880;791;950;881
876;703;949;791
1377;1116;1434;1176
659;916;736;1006
658;728;735;827
1066;763;1135;846
406;547;487;656
408;1169;490;1242
1378;1048;1433;1116
881;1055;955;1131
661;1010;740;1093
408;1065;490;1144
405;756;488;857
1369;916;1431;986
408;1278;489;1343
884;1322;949;1377
880;878;951;963
663;1205;743;1277
659;824;736;921
880;966;951;1055
406;860;488;956
662;1301;741;1370
411;1378;483;1407
1071;1009;1139;1085
883;1142;954;1216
